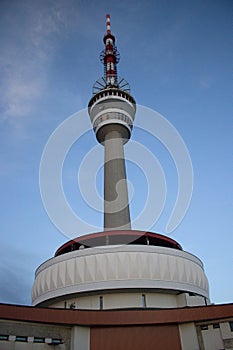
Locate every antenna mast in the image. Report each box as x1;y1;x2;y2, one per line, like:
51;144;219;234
100;14;120;87
93;14;130;94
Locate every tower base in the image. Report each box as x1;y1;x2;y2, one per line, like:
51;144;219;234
32;231;209;309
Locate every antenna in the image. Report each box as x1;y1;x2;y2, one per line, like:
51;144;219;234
100;14;120;87
106;13;111;34
102;14;119;86
93;14;130;94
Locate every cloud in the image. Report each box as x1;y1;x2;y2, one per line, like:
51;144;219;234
0;265;31;305
199;77;214;89
0;243;36;305
0;1;69;128
1;75;44;125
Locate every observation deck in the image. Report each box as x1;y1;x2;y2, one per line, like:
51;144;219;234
88;85;136;144
32;231;209;309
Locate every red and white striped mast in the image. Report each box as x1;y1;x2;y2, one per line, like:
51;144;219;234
101;14;120;87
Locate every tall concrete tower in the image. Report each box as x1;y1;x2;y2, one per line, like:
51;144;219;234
88;14;136;231
32;15;210;311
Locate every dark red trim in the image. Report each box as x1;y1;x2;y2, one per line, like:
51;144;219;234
0;303;232;326
55;230;182;256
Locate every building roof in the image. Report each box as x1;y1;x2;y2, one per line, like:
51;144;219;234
1;303;232;326
55;230;182;256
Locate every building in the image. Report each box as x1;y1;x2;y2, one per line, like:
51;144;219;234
0;14;232;350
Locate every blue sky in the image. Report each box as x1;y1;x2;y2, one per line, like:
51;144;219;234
0;0;232;305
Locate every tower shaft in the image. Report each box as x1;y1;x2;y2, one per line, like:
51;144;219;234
104;126;131;230
88;14;136;232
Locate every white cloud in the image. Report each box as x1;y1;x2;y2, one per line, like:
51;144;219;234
2;77;43;123
0;1;117;129
0;1;70;127
199;77;214;89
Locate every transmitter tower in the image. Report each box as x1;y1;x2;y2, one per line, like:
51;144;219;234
2;14;231;350
32;15;209;311
88;14;136;231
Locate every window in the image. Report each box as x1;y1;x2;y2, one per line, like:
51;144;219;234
142;294;147;308
213;323;220;329
0;335;8;341
51;338;63;345
15;336;27;342
69;302;76;309
229;321;233;332
34;337;45;343
100;296;103;310
201;325;208;330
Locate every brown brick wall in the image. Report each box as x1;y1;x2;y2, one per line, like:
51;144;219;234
90;325;181;350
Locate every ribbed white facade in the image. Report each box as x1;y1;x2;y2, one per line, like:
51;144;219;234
32;245;209;308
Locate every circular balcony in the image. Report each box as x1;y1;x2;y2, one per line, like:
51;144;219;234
88;87;136;143
32;243;209;307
